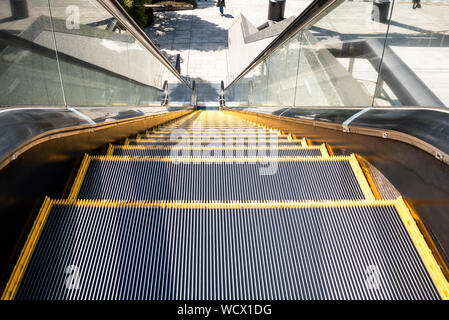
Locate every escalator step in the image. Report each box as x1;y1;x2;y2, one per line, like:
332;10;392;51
70;155;373;201
110;146;325;158
11;199;445;300
141;135;291;140
128;141;307;147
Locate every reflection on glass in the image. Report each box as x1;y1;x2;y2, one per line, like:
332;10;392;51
0;0;65;106
48;0;165;107
376;0;449;107
0;0;192;108
226;0;449;109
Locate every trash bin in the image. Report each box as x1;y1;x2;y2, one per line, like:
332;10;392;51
371;0;390;23
10;0;29;20
268;0;286;22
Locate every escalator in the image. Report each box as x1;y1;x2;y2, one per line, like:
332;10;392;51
2;110;447;300
1;0;449;301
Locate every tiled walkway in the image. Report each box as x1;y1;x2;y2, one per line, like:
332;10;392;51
144;0;311;103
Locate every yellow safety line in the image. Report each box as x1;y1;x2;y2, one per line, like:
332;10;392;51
51;198;398;209
305;138;312;146
111;145;323;151
325;144;335;157
106;144;114;156
4;196;448;300
403;199;449;286
348;154;376;201
320;144;330;158
1;197;53;300
395;198;449;300
157;125;265;128
89;155;352;163
132;139;307;144
144;134;286;138
355;155;382;200
68;154;91;200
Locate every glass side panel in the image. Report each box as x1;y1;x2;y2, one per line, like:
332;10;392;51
265;40;301;106
0;0;65;106
125;30;164;106
227;0;399;108
226;0;449;109
0;0;191;108
252;61;269;106
375;0;449;107
298;0;391;107
47;0;161;107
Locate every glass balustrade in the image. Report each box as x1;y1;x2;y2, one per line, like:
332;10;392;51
226;0;449;109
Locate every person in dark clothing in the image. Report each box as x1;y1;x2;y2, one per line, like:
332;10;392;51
412;0;421;9
217;0;225;16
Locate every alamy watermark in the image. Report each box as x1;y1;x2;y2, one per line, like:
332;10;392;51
66;5;80;30
168;121;280;175
65;265;80;290
365;264;381;290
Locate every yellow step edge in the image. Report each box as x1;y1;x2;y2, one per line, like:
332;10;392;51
395;197;449;300
111;145;324;151
143;135;290;138
320;144;330;158
67;154;91;200
305;138;312;146
4;197;448;300
156;126;263;129
89;155;353;163
348;154;376;201
106;144;114;156
1;197;53;300
325;144;335;157
47;198;399;209
148;130;293;139
131;139;307;144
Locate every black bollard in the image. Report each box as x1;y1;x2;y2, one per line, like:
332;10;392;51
10;0;29;20
267;0;286;22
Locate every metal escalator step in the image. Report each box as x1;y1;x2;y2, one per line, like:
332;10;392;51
137;136;292;141
128;140;307;147
110;146;325;157
70;155;373;201
150;130;272;135
9;199;446;300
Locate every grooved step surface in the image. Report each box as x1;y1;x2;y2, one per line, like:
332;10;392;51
14;204;440;300
129;141;305;146
139;135;292;140
76;159;365;201
112;148;323;157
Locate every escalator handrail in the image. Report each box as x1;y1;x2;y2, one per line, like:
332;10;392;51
99;0;192;89
225;0;338;90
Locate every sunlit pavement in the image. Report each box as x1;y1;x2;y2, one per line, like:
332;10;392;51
144;0;311;102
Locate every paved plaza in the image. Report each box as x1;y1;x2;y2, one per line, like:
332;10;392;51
144;0;312;102
145;0;449;106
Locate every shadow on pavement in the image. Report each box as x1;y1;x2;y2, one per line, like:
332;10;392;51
144;5;228;52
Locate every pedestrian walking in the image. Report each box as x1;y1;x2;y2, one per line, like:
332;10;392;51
412;0;421;9
217;0;225;16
